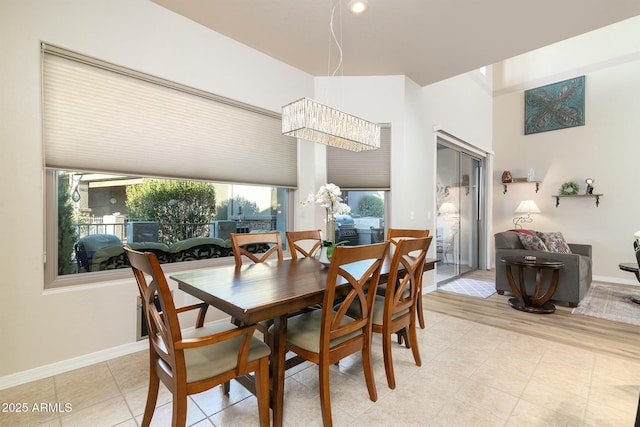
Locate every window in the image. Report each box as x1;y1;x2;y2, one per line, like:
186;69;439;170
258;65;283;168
41;44;296;288
48;170;289;286
337;190;387;246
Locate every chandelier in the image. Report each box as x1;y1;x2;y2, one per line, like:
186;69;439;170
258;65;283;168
281;1;381;152
282;97;380;152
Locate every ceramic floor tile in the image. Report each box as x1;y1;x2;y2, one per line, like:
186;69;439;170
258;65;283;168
5;308;640;427
122;382;173;417
0;377;60;427
521;379;587;422
59;396;132;427
435;398;507;427
584;398;637;427
190;382;253;417
107;351;150;394
455;378;519;421
506;399;583;427
135;397;206;427
54;363;121;412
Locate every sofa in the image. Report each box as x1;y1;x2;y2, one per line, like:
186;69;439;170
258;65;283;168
494;230;592;307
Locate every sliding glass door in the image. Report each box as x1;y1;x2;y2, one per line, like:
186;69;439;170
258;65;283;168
436;141;482;283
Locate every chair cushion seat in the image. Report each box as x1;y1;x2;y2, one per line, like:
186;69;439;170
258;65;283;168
272;310;360;353
183;323;271;383
346;295;409;326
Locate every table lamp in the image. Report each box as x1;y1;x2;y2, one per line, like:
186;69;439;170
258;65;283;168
513;200;541;229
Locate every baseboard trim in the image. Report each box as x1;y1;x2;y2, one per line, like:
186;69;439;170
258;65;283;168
594;274;639;287
424;283;438;293
0;340;148;391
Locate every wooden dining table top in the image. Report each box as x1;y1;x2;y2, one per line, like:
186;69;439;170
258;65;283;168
170;256;439;325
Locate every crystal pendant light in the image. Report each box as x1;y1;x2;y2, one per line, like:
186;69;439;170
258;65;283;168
281;1;380;152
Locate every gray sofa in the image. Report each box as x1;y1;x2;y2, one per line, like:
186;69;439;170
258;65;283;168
494;231;592;307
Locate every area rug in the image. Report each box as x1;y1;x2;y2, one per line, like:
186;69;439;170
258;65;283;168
572;283;640;326
439;277;496;299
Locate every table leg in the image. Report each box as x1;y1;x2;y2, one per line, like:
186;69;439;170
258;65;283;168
504;264;523;300
271;314;288;427
531;268;559;306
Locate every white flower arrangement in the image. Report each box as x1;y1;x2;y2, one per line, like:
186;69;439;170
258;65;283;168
301;183;351;221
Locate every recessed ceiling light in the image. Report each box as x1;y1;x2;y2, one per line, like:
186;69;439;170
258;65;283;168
348;0;369;15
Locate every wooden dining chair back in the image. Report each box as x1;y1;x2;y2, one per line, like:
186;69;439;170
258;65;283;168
387;228;430;246
382;228;430;329
373;236;432;389
286;229;323;260
276;242;390;427
124;246;271;427
230;231;284;266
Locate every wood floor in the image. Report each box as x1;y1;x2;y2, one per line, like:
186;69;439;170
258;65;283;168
426;271;640;362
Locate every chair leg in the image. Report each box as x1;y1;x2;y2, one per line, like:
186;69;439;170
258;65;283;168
255;357;271;427
382;332;396;390
318;362;333;427
172;387;188;427
417;292;425;329
408;322;422;367
362;346;378;402
396;327;410;348
141;370;160;427
222;381;230;394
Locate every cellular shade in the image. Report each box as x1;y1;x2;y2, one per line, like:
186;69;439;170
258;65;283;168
42;44;297;188
327;125;390;190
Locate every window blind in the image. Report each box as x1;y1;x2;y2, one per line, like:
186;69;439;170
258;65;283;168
327;125;390;190
42;44;297;188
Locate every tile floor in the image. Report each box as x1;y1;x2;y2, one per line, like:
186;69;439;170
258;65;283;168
2;307;640;426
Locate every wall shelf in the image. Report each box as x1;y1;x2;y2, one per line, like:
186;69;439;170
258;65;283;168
502;180;541;194
553;194;603;207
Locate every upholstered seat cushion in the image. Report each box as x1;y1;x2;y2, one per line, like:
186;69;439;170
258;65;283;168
273;310;360;353
182;323;271;383
346;294;409;326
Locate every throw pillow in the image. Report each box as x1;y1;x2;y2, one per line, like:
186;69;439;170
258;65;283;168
518;233;548;251
536;231;572;254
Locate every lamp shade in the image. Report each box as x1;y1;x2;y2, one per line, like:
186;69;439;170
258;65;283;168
439;202;458;214
514;200;541;214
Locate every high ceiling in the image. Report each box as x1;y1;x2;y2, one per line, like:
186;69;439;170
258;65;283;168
151;0;640;86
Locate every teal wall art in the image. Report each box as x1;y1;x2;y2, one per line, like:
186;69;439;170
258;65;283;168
524;76;585;135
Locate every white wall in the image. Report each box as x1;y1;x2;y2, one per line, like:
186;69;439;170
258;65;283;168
0;0;312;382
0;0;493;385
492;16;640;284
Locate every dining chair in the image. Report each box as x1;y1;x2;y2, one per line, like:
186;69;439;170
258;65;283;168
124;247;271;427
286;229;323;260
230;231;284;266
272;242;390;427
350;236;432;389
381;228;430;330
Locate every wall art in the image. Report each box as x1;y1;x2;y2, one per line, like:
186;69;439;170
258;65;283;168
524;75;585;135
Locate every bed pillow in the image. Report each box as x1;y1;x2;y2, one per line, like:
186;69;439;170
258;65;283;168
517;233;549;251
536;231;572;254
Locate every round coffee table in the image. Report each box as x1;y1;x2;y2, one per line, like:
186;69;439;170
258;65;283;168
500;256;565;314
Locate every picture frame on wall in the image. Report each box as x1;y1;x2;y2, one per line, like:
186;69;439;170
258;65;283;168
524;75;585;135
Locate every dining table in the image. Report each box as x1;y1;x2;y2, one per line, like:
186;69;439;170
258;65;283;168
171;255;439;426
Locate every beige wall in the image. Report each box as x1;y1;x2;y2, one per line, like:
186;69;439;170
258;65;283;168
0;0;310;383
492;16;640;283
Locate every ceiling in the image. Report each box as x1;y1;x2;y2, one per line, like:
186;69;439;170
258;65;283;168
151;0;640;87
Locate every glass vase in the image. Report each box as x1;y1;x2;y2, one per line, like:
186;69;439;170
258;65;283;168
326;217;336;245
